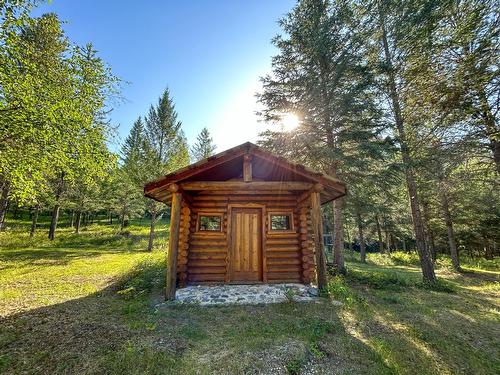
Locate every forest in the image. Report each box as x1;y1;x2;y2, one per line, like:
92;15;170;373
2;0;498;281
0;0;499;374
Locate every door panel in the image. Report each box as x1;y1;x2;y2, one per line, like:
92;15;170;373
230;208;262;282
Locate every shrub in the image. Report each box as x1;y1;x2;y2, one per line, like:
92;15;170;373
348;268;410;290
419;279;455;293
390;251;421;266
326;276;356;304
460;256;500;271
367;251;421;267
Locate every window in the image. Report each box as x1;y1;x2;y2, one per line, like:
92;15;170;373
269;213;293;231
198;215;222;231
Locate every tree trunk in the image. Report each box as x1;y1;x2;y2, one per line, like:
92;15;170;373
484;238;493;260
0;180;10;231
311;190;328;290
379;12;436;283
385;230;391;253
70;210;75;228
477;85;500;174
30;207;39;237
402;237;407;252
440;187;460;270
390;232;397;253
422;202;436;262
430;232;436;261
375;214;384;254
109;209;113;224
148;208;157;252
48;204;60;240
332;197;346;274
48;172;65;240
12;205;19;219
75;211;82;234
120;213;125;230
357;211;366;263
346;227;353;252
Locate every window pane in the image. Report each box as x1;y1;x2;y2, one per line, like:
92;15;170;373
199;215;221;231
270;214;291;230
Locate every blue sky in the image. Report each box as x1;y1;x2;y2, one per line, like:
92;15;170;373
33;0;295;152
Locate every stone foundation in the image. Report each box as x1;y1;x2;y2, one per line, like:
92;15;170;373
172;284;320;306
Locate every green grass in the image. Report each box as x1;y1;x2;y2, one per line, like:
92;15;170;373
0;219;499;374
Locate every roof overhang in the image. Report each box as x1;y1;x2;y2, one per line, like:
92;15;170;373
144;142;346;205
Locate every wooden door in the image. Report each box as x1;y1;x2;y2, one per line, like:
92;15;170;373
230;208;262;282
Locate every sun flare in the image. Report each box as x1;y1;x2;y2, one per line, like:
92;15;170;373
281;113;299;131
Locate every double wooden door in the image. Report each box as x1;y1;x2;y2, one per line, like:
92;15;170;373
230;208;262;282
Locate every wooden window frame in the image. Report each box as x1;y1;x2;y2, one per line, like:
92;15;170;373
268;211;294;233
196;213;223;233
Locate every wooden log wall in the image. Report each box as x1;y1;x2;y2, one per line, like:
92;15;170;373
166;191;182;300
265;203;302;283
176;201;191;287
187;195;228;283
298;204;315;284
185;192;305;284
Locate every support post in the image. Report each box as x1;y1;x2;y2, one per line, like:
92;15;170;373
243;154;253;182
311;186;327;290
166;187;183;300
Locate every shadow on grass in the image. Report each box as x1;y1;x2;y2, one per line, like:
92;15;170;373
0;258;165;374
338;262;500;374
0;260;397;375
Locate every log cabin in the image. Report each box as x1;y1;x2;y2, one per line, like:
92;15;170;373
144;142;346;300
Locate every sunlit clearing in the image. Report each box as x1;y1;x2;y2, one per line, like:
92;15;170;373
281;113;299;131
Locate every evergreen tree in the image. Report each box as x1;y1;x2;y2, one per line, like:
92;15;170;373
258;0;388;275
143;88;189;251
357;0;441;282
122;117;149;186
191;127;216;161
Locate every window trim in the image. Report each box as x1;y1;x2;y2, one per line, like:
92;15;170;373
268;211;294;232
196;213;223;232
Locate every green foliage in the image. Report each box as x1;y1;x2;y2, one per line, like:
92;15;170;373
284;287;295;302
257;0;499;275
116;257;164;300
285;358;304;375
144;88;190;177
191;127;216;161
348;269;411;291
0;7;119;205
368;251;422;268
326;276;357;305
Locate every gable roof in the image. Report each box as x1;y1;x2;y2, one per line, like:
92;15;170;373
144;142;346;204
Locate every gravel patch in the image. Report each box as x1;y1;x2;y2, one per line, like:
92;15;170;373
169;284;322;306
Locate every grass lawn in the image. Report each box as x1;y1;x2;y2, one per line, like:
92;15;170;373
0;218;499;374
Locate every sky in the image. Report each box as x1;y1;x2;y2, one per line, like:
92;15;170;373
33;0;296;152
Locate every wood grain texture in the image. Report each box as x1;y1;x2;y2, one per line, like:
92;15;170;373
311;191;327;289
176;202;191;286
183;192;305;284
166;192;182;300
243;154;253;182
180;181;313;191
230;208;262;281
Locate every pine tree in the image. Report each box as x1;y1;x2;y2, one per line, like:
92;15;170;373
258;0;388;275
359;0;440;282
143;88;189;251
191;127;216;161
122;117;149;186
